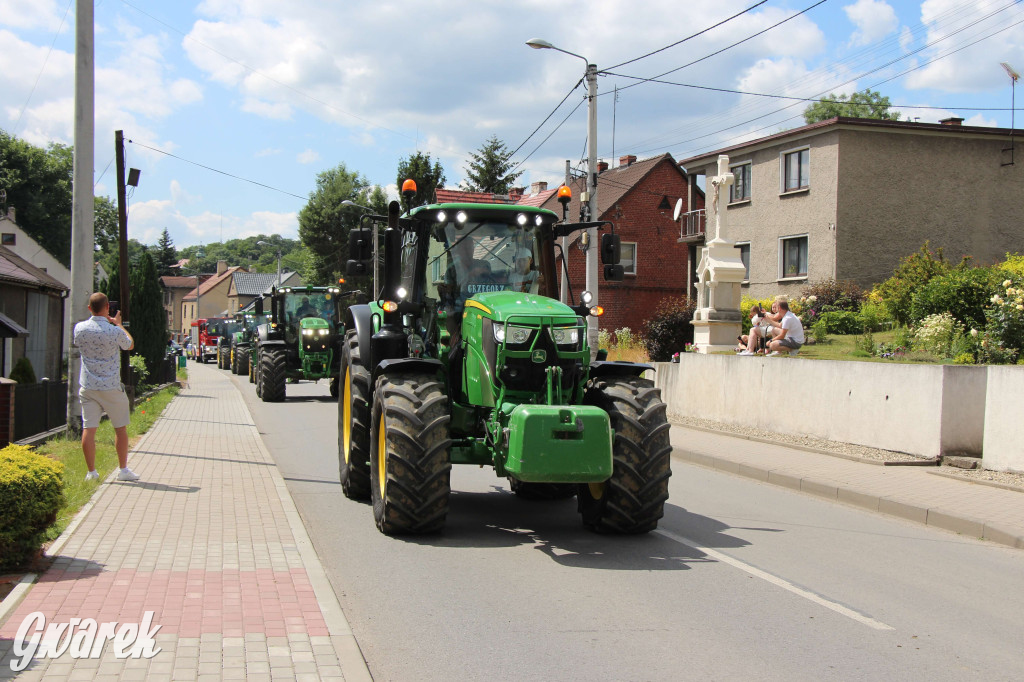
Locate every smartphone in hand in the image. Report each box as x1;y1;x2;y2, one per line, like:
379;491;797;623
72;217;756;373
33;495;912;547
108;300;119;316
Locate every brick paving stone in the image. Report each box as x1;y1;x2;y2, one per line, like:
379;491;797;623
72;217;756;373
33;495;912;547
0;363;356;679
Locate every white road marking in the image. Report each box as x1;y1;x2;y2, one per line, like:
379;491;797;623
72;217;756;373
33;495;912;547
655;528;895;631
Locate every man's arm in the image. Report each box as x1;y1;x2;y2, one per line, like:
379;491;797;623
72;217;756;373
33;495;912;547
111;311;135;351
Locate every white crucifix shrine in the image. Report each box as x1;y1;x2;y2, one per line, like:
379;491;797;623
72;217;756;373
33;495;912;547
690;154;748;354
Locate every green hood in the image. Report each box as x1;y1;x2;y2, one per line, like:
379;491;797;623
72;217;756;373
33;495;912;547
470;291;577;323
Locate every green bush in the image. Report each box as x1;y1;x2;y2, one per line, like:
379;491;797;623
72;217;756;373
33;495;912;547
0;445;65;571
913;312;963;357
856;331;876;355
643;297;696;361
856;302;887;332
874;242;951;325
984;277;1024;362
953;352;975;365
9;357;36;384
909;265;998;329
811;320;829;344
817;311;861;335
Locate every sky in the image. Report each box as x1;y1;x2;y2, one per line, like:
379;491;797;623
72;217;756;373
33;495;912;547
2;0;1024;251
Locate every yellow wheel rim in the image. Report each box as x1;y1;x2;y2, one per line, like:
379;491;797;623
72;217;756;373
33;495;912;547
342;367;352;464
588;482;605;500
377;412;387;495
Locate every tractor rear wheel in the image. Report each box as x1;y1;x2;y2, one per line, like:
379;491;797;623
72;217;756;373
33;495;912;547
370;372;451;534
578;376;672;534
260;349;286;402
230;348;240;374
239;349;250;378
509;480;577;500
254;350;263;396
338;336;371;500
329;377;339;398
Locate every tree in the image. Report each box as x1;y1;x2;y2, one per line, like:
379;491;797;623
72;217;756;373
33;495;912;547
129;251;167;377
154;229;177;276
463;135;522;194
94;196;119;256
396;152;445;209
0;129;73;265
803;90;900;124
298;163;370;284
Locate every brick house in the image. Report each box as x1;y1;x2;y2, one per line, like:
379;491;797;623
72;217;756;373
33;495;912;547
527;153;702;333
679;116;1024;300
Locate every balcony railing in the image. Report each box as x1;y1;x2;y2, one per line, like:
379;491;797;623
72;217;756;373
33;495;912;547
678;209;706;241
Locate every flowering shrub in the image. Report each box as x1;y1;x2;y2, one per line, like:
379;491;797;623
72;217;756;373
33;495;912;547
800;279;863;319
913;313;963;357
612;327;642;350
874;243;951;325
597;328;611;350
875;342;908;360
982;277;1024;363
909;264;998;328
643;297;696;361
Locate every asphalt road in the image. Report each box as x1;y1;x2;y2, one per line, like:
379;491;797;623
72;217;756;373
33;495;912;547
223;366;1024;681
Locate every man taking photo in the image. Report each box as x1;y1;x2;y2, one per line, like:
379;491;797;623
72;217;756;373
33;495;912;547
74;292;139;482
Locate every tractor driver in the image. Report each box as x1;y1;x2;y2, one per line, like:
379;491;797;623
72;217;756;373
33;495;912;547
296;296;317;319
508;247;538;293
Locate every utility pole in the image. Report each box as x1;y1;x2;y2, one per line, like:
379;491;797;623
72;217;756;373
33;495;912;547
584;62;600;355
67;0;94;433
114;130;132;404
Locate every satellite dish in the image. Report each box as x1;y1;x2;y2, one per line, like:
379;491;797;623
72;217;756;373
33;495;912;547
672;198;684;222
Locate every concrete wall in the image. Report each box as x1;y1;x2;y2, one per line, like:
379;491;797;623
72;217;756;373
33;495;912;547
836;128;1024;289
687;130;840;301
982;367;1024;473
653;355;987;459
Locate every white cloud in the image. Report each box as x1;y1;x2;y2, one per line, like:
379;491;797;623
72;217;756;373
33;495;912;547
0;0;66;31
844;0;899;46
899;26;914;52
255;147;283;157
296;149;320;164
128;198;298;245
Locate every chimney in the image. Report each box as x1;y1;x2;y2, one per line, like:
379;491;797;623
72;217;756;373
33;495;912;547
530;181;548;194
217;260;228;276
619;155;637;167
597;160;609;173
939;117;964;127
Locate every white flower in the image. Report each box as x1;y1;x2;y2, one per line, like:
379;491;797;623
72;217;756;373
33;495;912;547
808;295;817;303
970;328;978;337
1018;304;1024;311
1003;279;1013;288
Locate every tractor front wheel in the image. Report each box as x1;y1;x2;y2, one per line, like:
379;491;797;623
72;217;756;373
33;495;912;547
230;348;240;374
370;372;451;534
338;336;371;500
260;349;286;402
577;376;672;534
239;349;250;378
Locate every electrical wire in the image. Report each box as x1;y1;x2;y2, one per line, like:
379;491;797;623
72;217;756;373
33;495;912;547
11;0;73;135
506;99;585;176
507;79;584;159
127;139;308;201
604;1;768;71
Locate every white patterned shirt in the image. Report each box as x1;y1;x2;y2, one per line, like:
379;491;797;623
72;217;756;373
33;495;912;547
73;316;133;391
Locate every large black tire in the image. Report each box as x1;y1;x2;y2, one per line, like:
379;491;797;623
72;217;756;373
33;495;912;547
230;348;240;374
509;480;577;500
239;348;250;377
254;349;263;396
260;348;286;402
221;346;230;370
338;335;371;500
370;372;451;534
329;377;339;398
248;351;256;384
577;376;672;534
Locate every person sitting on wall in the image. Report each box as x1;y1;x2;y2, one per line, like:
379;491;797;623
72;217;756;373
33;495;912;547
766;299;805;355
736;305;764;353
739;301;784;355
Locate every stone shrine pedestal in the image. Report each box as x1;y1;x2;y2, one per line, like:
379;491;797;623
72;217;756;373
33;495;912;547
691;240;747;353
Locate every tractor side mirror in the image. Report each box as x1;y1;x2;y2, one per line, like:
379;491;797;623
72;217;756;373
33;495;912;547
604;264;624;282
600;233;621;265
254;298;263;316
346;228;373;275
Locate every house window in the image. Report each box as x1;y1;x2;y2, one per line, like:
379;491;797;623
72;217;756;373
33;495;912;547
781;147;809;192
780;235;808;278
620;242;637;276
1;233;14;246
730;163;751;202
736;242;750;281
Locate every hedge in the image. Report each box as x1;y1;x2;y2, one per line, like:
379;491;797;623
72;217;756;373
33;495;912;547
817;311;861;335
0;444;65;570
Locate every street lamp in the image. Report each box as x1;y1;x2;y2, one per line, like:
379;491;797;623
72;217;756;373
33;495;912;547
257;240;282;287
527;38;600;353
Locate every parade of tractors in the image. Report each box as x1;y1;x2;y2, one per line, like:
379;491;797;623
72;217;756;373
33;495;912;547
197;181;671;536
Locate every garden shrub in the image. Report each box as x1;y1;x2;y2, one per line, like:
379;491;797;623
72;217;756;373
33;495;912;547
0;444;65;571
856;302;886;332
597;328;611;350
856;331;876;355
983;276;1024;363
800;278;864;314
817;311;861;335
811;320;829;345
740;296;775;333
953;352;975;365
909;265;998;329
643;297;696;361
874;242;951;325
9;357;36;384
996;252;1024;280
913;312;963;357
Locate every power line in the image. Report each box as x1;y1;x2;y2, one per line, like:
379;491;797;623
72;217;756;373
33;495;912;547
604;1;768;71
127;139;308;201
12;0;73;135
507;79;584;159
506;99;585;176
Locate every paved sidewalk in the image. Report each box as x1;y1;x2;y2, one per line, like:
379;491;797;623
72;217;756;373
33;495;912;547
670;424;1024;550
0;362;370;681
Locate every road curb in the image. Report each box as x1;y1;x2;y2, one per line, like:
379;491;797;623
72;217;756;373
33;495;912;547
672;448;1024;551
0;574;37;630
237;378;373;682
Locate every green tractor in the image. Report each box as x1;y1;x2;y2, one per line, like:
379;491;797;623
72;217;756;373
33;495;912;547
337;187;672;535
230;310;269;377
215;317;243;370
252;286;348;402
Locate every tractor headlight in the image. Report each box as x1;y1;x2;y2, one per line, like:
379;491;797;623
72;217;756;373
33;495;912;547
549;327;579;346
302;329;313;336
493;324;532;345
318;329;329;336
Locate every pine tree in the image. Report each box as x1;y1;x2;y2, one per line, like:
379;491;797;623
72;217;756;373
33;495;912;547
129;252;168;377
155;228;177;275
463;135;522;194
396;152;445;209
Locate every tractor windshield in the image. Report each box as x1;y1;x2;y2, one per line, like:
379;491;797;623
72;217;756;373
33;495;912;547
425;221;549;309
283;292;337;326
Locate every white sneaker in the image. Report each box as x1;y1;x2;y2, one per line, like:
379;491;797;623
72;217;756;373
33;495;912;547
118;468;140;481
768;351;781;356
738;350;754;356
85;470;99;481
